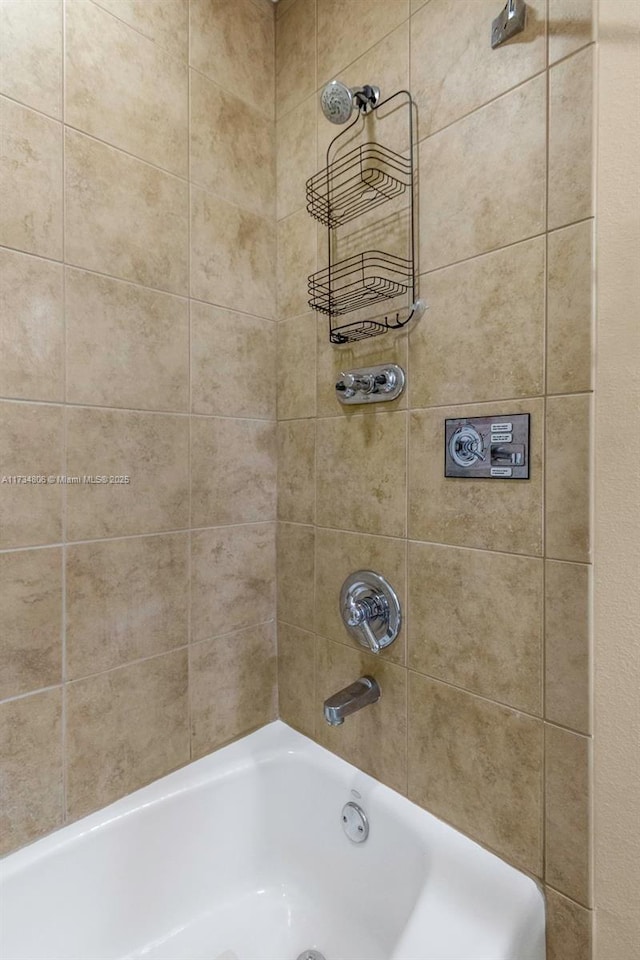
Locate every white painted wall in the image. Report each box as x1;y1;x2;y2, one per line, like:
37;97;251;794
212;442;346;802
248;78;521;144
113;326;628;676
594;2;640;956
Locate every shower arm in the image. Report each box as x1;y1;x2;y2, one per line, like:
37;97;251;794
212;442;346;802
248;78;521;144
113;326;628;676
352;85;380;115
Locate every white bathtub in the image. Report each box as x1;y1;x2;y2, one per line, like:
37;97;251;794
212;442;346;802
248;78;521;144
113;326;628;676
0;721;545;960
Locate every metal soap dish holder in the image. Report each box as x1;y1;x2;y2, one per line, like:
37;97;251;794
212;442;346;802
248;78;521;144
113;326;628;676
307;89;425;345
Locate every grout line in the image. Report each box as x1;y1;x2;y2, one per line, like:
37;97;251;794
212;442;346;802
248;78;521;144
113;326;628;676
277;615;593;741
65;121;276;227
416;41;596;148
60;0;68;826
88;0;187;64
306;0;319;737
404;7;412;798
63;122;189;185
0;520;278;555
57;644;190;689
189;295;277;324
0;89;62;124
0;240;278;324
188;61;273;125
187;32;193;763
252;520;595;566
541;0;551;882
1;208;594;322
309;392;593;420
273;0;283;723
0;617;277;711
0;396;280;420
0;521;592;567
418;218;594;279
544;882;593;912
0;684;64;707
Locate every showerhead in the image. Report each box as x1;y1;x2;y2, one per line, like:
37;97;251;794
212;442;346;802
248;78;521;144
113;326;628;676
320;80;380;124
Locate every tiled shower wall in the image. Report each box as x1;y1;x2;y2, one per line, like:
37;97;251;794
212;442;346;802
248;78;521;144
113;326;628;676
0;0;278;853
275;1;594;957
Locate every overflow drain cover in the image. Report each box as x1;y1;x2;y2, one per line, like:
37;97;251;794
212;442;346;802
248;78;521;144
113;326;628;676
296;952;326;960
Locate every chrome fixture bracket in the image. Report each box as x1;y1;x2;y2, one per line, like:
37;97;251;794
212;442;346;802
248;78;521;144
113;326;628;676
491;0;527;48
341;801;369;843
445;413;531;479
340;571;401;654
335;363;406;404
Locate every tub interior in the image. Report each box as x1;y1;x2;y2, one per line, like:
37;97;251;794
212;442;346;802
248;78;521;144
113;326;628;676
2;747;426;960
0;722;545;960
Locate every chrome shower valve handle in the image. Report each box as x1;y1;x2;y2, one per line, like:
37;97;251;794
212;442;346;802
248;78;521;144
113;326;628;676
335;364;406;405
346;593;389;654
340;571;402;654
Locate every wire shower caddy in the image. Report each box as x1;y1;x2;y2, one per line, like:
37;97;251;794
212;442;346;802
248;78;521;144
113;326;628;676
307;89;425;345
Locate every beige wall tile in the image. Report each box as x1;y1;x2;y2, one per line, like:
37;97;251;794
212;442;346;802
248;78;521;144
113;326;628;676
317;412;407;537
191;523;276;641
277;313;317;419
549;0;594;65
190;0;274;113
317;318;408;418
277;522;314;629
191;187;276;318
278;621;316;737
66;534;189;681
409;399;543;555
0;0;62;118
545;888;592;960
94;0;189;61
547;220;594;394
0;689;63;856
277;96;316;220
66;649;189;819
408;542;542;713
191;70;274;219
0;547;62;700
276;0;297;17
191;417;276;527
65;407;189;541
0;97;62;259
191;302;276;419
411;0;545;139
65;130;188;295
315;527;406;664
410;0;429;11
317;636;408;794
65;268;189;412
545;725;591;905
419;77;546;273
317;0;409;85
548;47;594;230
65;0;188;177
0;401;63;549
546;394;591;562
545;560;590;733
190;623;277;758
0;248;63;401
277;419;316;524
409;674;543;873
277;209;317;321
276;0;316;119
411;239;545;408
